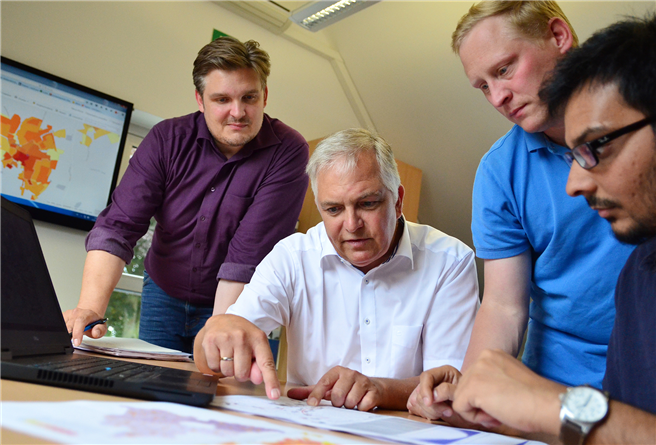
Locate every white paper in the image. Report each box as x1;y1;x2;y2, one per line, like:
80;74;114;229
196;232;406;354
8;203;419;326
212;395;546;445
1;400;363;444
75;337;192;361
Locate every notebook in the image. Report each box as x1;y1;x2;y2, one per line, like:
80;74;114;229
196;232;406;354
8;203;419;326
0;197;219;406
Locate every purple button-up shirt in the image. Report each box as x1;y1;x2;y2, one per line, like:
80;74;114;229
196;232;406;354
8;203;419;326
86;112;309;305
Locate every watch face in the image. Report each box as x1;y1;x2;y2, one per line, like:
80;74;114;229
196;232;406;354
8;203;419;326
563;387;608;422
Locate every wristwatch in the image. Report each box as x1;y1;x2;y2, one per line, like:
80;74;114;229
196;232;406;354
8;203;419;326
559;385;609;445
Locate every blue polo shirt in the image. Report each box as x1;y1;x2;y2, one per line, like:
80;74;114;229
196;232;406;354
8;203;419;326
472;125;635;387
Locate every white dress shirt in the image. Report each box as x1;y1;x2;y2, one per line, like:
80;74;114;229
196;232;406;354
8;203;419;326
227;218;479;386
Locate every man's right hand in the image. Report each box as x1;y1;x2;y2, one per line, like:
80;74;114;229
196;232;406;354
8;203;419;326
194;314;281;400
63;307;107;346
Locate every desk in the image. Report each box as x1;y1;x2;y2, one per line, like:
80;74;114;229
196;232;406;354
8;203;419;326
1;353;425;444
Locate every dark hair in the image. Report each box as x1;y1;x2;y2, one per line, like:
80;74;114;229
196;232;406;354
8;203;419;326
540;13;656;125
193;36;270;96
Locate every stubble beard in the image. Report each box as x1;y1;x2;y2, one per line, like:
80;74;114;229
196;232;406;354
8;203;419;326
592;149;656;245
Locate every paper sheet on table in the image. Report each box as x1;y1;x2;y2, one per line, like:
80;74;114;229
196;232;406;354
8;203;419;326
212;395;547;445
74;337;192;361
1;400;361;444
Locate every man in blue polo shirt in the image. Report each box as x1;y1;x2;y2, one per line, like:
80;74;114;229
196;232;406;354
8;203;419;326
408;0;635;423
450;14;656;445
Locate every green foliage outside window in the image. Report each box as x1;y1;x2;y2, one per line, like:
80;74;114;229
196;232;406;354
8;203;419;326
106;289;141;338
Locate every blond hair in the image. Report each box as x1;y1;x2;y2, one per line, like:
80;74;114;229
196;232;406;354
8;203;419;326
452;1;578;54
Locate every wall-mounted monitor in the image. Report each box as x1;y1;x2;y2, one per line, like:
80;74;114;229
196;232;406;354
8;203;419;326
1;57;133;231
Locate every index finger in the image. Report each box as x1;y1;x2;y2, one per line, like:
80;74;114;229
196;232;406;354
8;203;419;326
70;315;96;347
252;338;280;400
307;368;340;406
418;366;461;404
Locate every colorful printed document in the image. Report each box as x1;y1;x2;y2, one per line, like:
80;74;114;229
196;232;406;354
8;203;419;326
1;400;362;444
212;395;546;445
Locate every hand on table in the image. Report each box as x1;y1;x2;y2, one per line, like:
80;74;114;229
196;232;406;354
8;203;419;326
287;366;384;412
452;350;564;434
63;307;107;347
406;365;474;428
194;314;280;400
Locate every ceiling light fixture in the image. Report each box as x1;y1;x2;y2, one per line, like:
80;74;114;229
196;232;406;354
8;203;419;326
290;0;380;32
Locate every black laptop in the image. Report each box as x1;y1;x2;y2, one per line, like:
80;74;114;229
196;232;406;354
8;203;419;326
1;197;219;406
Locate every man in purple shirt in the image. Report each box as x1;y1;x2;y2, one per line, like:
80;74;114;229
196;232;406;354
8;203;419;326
65;36;309;353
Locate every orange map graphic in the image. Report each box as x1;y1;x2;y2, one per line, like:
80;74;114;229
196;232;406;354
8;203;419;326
1;113;64;200
79;123;120;147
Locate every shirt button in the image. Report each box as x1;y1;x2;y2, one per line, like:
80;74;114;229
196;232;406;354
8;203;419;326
364;318;370;325
365;279;369;284
200;216;206;221
210;187;216;192
195;243;201;248
365;358;371;364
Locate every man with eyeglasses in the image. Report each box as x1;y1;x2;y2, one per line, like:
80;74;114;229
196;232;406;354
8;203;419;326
437;14;656;445
408;1;636;423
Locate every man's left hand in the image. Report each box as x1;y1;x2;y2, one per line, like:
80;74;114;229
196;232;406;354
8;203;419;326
287;366;384;411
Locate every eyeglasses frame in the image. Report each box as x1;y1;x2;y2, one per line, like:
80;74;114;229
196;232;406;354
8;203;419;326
565;117;654;169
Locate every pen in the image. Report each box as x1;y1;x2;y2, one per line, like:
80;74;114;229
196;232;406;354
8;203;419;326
83;318;108;332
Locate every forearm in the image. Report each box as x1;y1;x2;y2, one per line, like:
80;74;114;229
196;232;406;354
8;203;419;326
588;401;656;444
213;279;247;315
77;250;126;314
373;376;420;410
462;300;528;371
462;253;531;372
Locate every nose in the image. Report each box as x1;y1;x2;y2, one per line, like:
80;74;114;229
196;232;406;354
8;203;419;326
488;83;511;109
344;208;363;233
566;161;596;198
230;101;246;119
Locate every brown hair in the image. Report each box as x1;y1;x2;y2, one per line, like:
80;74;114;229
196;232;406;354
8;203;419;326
193;36;271;96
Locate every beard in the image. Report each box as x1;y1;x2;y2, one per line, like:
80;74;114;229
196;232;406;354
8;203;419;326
213;118;258;148
586;153;656;245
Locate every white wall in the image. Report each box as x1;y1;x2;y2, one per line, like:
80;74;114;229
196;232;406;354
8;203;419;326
1;1;360;310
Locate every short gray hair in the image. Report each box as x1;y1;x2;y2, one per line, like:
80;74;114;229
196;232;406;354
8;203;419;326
306;128;401;201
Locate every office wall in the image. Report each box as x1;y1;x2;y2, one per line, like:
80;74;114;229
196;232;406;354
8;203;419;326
1;1;360;310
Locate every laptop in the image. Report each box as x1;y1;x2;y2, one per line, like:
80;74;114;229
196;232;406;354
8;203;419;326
1;197;219;406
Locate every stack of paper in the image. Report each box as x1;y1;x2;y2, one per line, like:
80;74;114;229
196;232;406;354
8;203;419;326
74;337;192;361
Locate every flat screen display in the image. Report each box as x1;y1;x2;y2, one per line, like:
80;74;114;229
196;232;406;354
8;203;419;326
1;57;133;231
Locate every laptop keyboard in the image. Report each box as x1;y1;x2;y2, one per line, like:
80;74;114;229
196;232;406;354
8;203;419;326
31;356;188;382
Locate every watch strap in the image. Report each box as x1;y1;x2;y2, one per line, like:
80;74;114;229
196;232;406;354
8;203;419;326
560;418;587;445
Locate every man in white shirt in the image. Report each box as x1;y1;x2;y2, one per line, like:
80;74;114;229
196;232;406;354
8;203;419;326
194;128;479;410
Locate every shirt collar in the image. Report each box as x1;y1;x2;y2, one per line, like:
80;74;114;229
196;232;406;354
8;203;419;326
320;215;413;272
523;128;569;156
639;236;656;272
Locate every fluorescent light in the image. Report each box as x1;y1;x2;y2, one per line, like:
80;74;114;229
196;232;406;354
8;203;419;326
290;0;380;32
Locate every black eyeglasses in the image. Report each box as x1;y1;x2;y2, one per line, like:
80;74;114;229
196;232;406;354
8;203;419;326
565;117;654;169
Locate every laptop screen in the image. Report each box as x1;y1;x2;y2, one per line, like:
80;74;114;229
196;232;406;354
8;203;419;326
1;197;72;357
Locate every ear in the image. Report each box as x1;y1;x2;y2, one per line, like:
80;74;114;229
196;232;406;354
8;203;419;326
195;90;205;113
263;86;268;108
548;17;574;55
395;185;405;219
